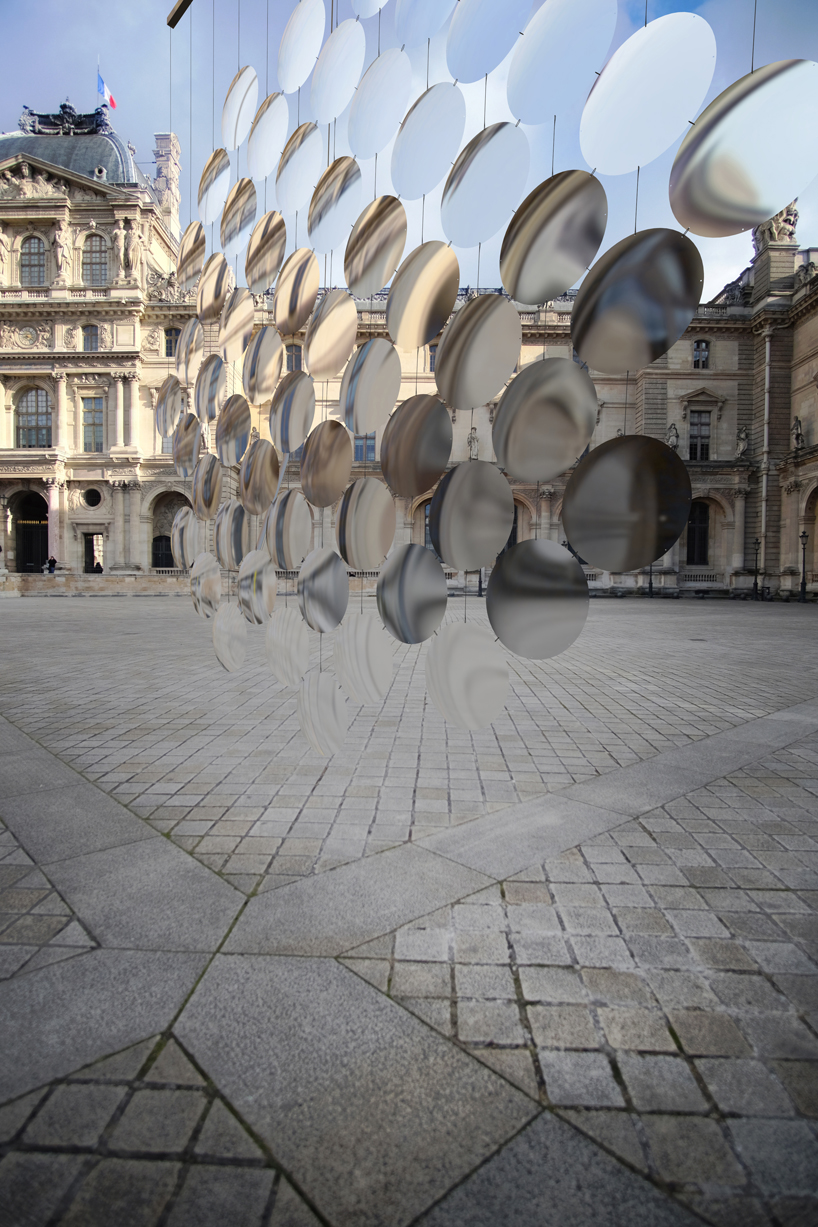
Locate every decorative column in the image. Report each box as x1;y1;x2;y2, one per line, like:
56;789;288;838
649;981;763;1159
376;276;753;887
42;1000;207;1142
539;488;553;540
149;387;158;455
731;489;747;573
54;370;67;450
127;372;141;452
111;374;125;450
128;480;142;570
43;477;61;560
110;480;126;568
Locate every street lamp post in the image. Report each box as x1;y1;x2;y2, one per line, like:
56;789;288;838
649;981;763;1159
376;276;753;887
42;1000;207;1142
752;537;761;601
800;530;809;603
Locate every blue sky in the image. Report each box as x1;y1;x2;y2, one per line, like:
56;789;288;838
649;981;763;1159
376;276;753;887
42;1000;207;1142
1;0;816;299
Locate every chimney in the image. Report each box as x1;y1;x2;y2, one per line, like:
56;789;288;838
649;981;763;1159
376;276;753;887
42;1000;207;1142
153;131;181;243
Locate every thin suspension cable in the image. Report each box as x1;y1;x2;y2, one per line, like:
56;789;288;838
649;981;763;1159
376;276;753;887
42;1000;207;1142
751;0;758;72
551;115;556;177
483;74;487;129
634;166;640;233
426;39;430;90
624;370;629;435
238;0;241;71
189;6;193;226
212;0;215;148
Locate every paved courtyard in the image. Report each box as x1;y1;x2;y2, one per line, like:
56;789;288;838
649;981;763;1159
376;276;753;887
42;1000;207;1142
0;596;817;1226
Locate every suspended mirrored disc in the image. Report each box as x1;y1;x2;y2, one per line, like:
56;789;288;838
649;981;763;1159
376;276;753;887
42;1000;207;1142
237;548;278;625
500;172;608;307
493;357;597;483
238;438;280;514
430;461;514;570
215;393;252;467
222;66;258;151
177;221;206;294
308;158;362;255
441;123;530;248
336;477;396;569
191;453;223;521
572;229;704;375
172;412;201;479
190;552;222;618
273;247;320;335
298;672;349;756
395;0;457;47
386;241;460;351
276;123;323;215
351;0;387;15
170;506;199;570
265;606;310;687
435;294;521;413
345;197;407;299
580;13;716;176
297;547;349;632
348;49;413;161
219;288;255;367
426;623;508;730
303;289;358;381
247;93;289;181
198;148;231;226
265;489;313;569
194;354;228;424
670;60;818;238
507;0;617;124
380;395;452;497
278;0;326;94
446;0;530;83
334;613;393;705
197;253;233;324
245;211;287;295
215;497;251;571
175;317;204;387
155;374;184;437
562;436;692;572
243;326;283;405
377;543;447;644
391;84;466;201
300;419;352;508
213;602;247;673
311;19;367;125
487;539;589;660
338;337;402;436
270;370;315;453
221;178;257;262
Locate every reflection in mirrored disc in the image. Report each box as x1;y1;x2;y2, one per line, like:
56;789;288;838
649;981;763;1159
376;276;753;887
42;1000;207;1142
380;395;452;497
572;229;704;375
395;0;457;47
336;478;396;569
338;338;402;436
278;0;326;94
198;148;231;226
222;66;258;151
273;247;320;335
276;122;323;215
311;19;366;124
493;357;597;483
447;0;530;83
500;172;607;307
270;371;315;453
387;242;460;351
297;547;349;632
242;326;283;406
190;552;222;618
215;497;251;571
670;60;818;238
172;412;201;479
351;0;387;14
377;543;447;644
197;253;233;324
308;158;362;256
298;672;349;756
426;623;508;730
177;221;206;294
300;420;352;508
487;539;588;660
245;211;287;295
430;461;514;571
580;13;716;176
334;613;393;705
265;489;313;569
215;394;252;467
237;548;278;624
194;354;228;423
219;289;255;367
391;84;467;201
441;123;530;248
171;507;198;570
562;436;692;571
303;289;358;381
348;50;413;160
155;374;184;437
191;453;223;521
265;606;310;687
175;317;204;387
507;0;617;124
435;294;521;413
247;93;289;181
213;602;247;672
238;438;280;514
221;178;257;262
345;197;407;299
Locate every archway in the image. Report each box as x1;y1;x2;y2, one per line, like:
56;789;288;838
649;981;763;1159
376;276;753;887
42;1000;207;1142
151;490;190;569
12;491;48;572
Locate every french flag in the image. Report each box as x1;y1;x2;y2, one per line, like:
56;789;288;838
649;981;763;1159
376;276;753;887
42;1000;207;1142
97;72;116;110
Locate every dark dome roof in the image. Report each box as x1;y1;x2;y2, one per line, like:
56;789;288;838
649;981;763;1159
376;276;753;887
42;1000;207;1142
0;105;153;192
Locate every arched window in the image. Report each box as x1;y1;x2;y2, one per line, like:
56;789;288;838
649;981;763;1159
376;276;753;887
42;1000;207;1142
286;344;302;372
164;327;181;357
82;234;107;286
16;388;51;448
83;324;99;352
687;501;709;566
20;236;45;286
693;339;710;370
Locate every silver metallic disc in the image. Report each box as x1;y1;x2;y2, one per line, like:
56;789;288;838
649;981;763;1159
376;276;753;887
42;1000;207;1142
191;453;223;521
486;539;589;660
446;0;530;84
215;394;252;467
308;158;362;256
155;374;184;437
198;148;231;227
238;438;280;515
245;211;287;295
377;543;447;644
580;13;716;177
170;506;199;570
351;0;387;15
190;551;222;618
194;354;228;424
429;461;514;571
172;412;201;479
213;602;247;673
177;221;206;294
380;395;452;498
338;337;402;436
220;178;257;262
303;289;358;381
297;547;349;632
425;623;508;730
386;241;460;351
175;317;204;387
265;606;310;687
237;548;278;625
336;477;396;569
197;253;233;324
334;613;393;705
247;93;289;181
391;84;466;201
345;197;407;299
500;172;608;307
441;123;530;248
276;122;323;215
310;19;366;125
222;66;258;151
300;420;352;509
278;0;326;94
562;435;692;572
507;0;617;124
273;247;320;336
265;489;313;569
243;326;284;406
670;60;818;238
214;497;251;571
219;288;255;367
572;228;704;375
348;49;413;160
493;357;598;483
435;294;522;413
297;672;349;757
395;0;457;47
270;371;315;453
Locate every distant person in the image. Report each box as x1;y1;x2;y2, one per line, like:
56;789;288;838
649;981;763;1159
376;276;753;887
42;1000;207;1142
93;560;103;574
47;555;57;574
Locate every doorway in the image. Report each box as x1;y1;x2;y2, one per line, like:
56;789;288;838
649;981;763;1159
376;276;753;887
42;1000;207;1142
84;534;104;573
14;492;48;572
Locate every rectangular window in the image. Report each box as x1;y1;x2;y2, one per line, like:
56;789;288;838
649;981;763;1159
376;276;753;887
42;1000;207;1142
165;328;180;357
161;434;173;454
16;388;52;447
429;344;437;373
689;410;711;461
286;344;302;372
693;340;710;370
354;433;376;463
82;397;104;453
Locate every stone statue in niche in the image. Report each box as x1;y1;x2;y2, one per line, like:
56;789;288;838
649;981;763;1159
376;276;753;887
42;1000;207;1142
111;219;125;280
792;417;805;450
0;224;9;283
735;426;749;459
467;426;478;460
52;220;70;279
665;423;679;452
124;221;142;283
